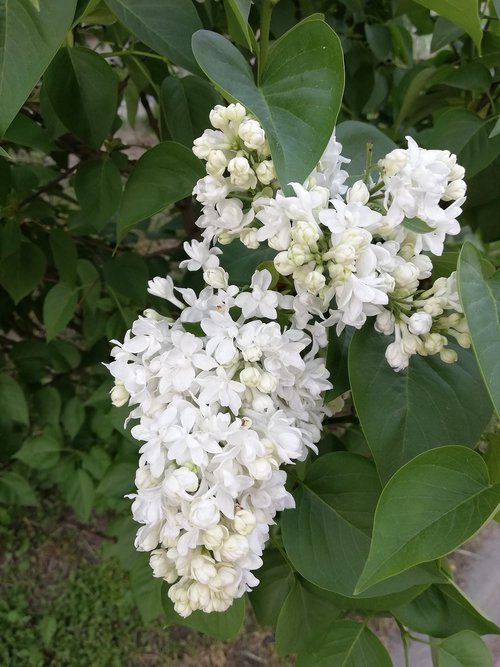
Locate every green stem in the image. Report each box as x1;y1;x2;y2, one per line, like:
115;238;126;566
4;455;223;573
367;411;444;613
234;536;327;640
258;0;273;83
104;49;168;62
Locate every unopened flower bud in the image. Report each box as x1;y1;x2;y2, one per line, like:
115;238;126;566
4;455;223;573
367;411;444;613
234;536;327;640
440;348;458;364
150;549;177;583
240;227;260;249
240;366;261;387
227;157;257;188
442;179;466;201
274;251;295;275
408;312;433;335
304;270;326;294
257;372;278;394
219;534;249;562
346;180;370;205
110;380;129;407
255;160;275;185
234;509;257;535
203;267;229;289
238;119;266;150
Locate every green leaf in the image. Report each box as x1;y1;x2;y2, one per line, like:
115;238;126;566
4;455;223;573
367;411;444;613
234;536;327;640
160;75;221;146
392;581;500;638
65;469;94;523
296;620;392;667
103;254;148;305
432;251;459;281
325;326;353;400
402;216;435;234
414;0;482;53
220;241;276;286
15;432;61;469
104;0;203;74
44;46;118;148
34;386;61;427
4;113;54;152
436;631;493;667
426;109;500;178
118;141;204;238
49;229;78;285
62;397;85;439
431;17;464;52
0;0;78;134
484;434;500;485
275;578;341;656
0;472;38;506
223;0;256;52
249;549;294;625
0;240;46;303
281;452;443;599
162;584;246;640
349;326;492;482
130;557;164;623
458;243;500;418
43;282;79;341
192;20;344;192
356;446;500;593
74;159;122;230
96;461;136;498
444;62;492;92
335;121;396;183
0;373;29;425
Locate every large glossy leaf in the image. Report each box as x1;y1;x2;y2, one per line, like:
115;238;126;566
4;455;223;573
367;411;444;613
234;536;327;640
160;75;221;146
0;0;77;134
349;326;492;482
44;46;118;148
356;446;500;592
414;0;482;52
192;20;344;192
104;0;202;74
392;581;500;638
117;141;204;238
275;578;341;656
335;121;396;183
458;242;500;418
436;631;493;667
281;452;444;601
426;109;500;178
296;620;392;667
162;584;245;640
219;240;276;286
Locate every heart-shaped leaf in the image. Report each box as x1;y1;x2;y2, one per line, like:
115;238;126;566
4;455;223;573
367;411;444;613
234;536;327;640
282;452;444;601
458;242;500;418
192;20;344;192
356;446;500;592
436;631;493;667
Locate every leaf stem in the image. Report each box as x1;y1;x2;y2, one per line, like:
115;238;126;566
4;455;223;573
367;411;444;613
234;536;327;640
258;0;273;82
103;49;168;62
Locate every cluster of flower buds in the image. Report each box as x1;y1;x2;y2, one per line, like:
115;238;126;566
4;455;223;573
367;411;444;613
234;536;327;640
107;271;330;616
190;105;470;371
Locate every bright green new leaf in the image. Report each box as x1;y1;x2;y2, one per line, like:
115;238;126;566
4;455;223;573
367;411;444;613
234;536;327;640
392;581;500;638
282;452;444;600
458;242;500;417
49;229;78;285
0;0;77;134
65;469;94;523
104;0;202;74
356;446;500;593
192;20;344;192
0;240;46;304
15;432;61;469
44;47;118;148
275;579;341;656
349;326;491;481
117;142;204;238
162;584;246;640
437;631;493;667
43;282;79;341
74;159;122;230
0;374;29;425
160;76;221;146
296;620;392;667
414;0;482;53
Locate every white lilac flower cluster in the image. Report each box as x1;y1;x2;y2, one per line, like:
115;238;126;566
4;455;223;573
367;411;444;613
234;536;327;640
107;271;331;616
189;103;470;371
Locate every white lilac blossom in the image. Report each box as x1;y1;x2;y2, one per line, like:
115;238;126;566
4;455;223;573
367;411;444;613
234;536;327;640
190;106;471;371
107;270;331;616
